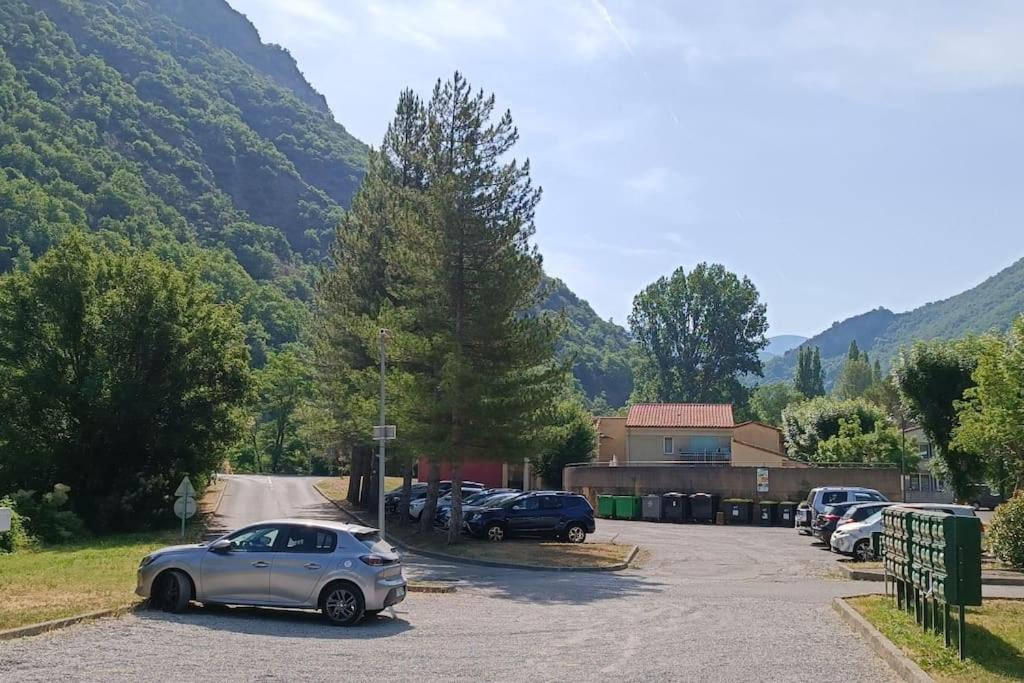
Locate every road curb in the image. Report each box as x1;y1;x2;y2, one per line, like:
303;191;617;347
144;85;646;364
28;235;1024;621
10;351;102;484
832;597;934;683
0;603;140;641
836;562;1024;586
407;582;457;594
313;482;638;572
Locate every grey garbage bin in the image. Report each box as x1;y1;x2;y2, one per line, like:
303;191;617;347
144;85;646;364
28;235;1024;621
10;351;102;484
642;494;663;521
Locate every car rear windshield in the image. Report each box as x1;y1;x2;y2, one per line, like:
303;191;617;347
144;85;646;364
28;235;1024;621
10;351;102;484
354;531;392;554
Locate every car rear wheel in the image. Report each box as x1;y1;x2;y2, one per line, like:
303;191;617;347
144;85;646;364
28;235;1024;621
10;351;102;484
154;570;191;613
486;522;505;542
321;582;365;626
853;539;873;562
565;523;586;544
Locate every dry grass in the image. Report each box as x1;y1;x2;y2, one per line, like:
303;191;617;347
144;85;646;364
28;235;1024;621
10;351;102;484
0;529;202;631
849;595;1024;682
315;478;633;569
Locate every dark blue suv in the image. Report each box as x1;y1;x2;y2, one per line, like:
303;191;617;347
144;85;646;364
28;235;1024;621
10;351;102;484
463;491;596;543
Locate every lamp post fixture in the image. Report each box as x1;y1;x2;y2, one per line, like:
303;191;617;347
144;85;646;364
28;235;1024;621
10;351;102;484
377;328;389;536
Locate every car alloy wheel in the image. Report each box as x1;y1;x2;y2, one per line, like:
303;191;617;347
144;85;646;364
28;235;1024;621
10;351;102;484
566;524;586;543
325;588;358;623
486;523;505;542
854;539;872;562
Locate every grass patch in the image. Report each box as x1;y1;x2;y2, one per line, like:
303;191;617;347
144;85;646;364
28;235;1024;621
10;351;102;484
848;595;1024;682
316;475;407;503
315;478;632;569
0;529;202;631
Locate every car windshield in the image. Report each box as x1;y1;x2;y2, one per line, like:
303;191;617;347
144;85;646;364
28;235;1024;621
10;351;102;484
481;493;518;507
863;510;884;525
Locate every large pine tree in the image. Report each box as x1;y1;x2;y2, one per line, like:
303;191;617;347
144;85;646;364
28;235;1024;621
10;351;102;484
403;73;563;541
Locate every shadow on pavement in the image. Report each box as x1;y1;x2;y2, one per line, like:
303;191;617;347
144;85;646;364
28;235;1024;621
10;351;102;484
406;556;667;606
136;604;413;639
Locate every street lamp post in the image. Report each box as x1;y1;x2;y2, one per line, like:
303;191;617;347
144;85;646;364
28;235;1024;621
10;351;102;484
377;329;388;537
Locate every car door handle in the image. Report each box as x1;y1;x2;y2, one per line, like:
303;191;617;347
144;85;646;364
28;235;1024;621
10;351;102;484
303;563;321;570
251;560;270;568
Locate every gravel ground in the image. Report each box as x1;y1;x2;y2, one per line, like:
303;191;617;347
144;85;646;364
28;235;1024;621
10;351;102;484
0;477;913;681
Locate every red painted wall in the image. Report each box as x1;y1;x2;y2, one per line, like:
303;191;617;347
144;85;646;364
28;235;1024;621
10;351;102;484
416;458;504;488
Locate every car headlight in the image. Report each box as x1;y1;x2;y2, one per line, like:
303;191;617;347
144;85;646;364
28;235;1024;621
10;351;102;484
139;554;160;568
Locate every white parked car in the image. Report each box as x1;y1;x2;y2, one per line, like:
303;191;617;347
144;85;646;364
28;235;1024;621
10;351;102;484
830;503;978;561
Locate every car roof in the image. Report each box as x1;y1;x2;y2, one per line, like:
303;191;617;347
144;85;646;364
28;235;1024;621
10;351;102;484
818;486;881;492
243;518;379;535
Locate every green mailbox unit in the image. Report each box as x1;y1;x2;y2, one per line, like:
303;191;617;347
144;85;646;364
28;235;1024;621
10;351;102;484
880;507;982;660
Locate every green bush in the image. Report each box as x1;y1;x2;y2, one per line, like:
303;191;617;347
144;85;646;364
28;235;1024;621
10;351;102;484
0;496;34;553
988;493;1024;569
10;484;87;544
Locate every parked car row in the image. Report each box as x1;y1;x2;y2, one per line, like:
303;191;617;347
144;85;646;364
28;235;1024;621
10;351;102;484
383;480;487;514
795;486;980;561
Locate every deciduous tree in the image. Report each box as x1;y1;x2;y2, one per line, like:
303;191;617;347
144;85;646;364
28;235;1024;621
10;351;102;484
629;263;768;405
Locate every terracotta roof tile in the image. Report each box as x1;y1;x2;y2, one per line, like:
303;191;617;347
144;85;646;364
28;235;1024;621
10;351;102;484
626;403;734;429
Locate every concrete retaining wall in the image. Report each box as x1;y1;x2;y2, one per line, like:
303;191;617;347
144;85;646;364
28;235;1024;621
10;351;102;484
564;464;903;503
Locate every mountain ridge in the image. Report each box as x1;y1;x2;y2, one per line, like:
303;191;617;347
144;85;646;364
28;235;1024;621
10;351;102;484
763;256;1024;386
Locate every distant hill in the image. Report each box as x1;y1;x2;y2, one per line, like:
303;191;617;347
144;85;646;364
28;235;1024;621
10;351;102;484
0;0;632;400
538;277;633;407
763;257;1024;387
762;334;808;358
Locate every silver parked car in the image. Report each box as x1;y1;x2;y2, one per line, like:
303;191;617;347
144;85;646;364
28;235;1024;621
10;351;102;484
136;518;406;626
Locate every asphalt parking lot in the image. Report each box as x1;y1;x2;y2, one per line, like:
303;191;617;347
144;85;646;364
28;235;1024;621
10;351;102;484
2;478;1014;682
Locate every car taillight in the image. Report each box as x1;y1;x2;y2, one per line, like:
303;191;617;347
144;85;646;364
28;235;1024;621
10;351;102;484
359;555;396;566
823;514;840;522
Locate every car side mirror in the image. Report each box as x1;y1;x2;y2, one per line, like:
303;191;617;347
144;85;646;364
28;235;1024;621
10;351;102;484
210;539;232;553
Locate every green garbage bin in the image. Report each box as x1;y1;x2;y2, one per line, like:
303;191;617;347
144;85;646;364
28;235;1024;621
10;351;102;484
776;501;797;527
613;495;642;520
597;495;615;519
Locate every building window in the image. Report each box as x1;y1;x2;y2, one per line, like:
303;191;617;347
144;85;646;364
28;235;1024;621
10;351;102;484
935;478;946;493
663;437;673;455
908;474;920;492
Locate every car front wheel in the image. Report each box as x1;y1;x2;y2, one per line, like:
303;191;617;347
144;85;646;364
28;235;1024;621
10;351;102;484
853;539;873;562
321;582;365;626
564;523;586;544
486;522;505;542
154;570;191;613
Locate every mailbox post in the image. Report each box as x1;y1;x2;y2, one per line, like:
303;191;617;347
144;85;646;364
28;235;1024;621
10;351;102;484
880;508;982;660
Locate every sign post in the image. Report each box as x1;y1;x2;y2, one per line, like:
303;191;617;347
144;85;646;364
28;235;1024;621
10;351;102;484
174;476;197;539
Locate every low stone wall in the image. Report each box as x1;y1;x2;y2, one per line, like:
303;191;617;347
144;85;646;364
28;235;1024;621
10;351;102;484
564;464;903;503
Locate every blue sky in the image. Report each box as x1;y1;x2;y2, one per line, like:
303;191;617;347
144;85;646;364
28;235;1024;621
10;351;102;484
230;0;1024;337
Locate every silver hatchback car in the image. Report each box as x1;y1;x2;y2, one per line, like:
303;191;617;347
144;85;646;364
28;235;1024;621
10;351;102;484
136;518;406;626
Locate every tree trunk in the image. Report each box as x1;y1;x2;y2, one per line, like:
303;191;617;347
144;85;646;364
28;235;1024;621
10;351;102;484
447;460;463;545
345;447;360;504
419;460;440;534
399;460;414;527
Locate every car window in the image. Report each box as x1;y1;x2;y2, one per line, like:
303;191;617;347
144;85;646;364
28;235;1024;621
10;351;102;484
516;496;540;511
282;526;337;553
821;492;846;505
853;492;875;501
540;496;563;510
354;530;392;554
228;525;281;552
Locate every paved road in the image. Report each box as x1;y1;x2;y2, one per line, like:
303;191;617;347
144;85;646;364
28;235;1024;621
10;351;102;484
0;476;932;681
205;474;342;538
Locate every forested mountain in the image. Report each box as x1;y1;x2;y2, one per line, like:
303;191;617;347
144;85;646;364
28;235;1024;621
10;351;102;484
538;277;632;407
763;256;1024;386
0;0;631;400
0;0;368;364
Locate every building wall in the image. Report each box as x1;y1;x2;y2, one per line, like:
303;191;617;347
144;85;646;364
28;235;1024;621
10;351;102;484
733;422;783;453
564;464;903;503
595;416;627;463
417;458;506;488
730;441;807;468
627;427;733;461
